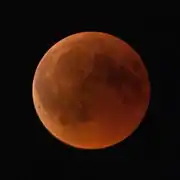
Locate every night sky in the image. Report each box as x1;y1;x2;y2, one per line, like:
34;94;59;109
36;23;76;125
12;16;180;178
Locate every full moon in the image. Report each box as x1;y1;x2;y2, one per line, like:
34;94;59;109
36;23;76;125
32;32;150;149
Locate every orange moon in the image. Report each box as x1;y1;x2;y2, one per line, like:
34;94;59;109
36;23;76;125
32;32;150;149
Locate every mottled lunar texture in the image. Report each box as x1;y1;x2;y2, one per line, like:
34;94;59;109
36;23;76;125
32;32;150;149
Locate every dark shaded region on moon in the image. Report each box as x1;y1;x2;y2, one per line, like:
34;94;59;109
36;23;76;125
34;52;147;126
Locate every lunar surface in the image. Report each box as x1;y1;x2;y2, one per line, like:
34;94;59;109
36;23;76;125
32;32;150;149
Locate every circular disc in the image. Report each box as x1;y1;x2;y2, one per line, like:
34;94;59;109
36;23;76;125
32;32;150;149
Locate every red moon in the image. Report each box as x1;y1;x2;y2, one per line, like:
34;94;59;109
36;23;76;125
32;32;150;149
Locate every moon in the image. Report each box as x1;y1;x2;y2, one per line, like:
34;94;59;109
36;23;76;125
32;32;150;149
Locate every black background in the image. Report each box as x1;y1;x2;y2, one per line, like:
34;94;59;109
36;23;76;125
11;15;180;178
